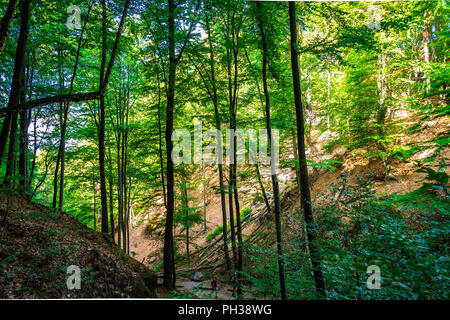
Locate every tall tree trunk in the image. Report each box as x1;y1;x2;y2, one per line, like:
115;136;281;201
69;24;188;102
127;176;131;255
29;110;38;184
98;0;108;234
18;110;28;192
122;90;129;252
202;160;206;232
93;166;97;230
205;7;231;271
18;66;28;193
163;0;176;290
0;114;12;169
53;58;64;208
289;1;326;298
58;103;68;210
327;70;331;130
0;0;18;55
227;47;237;267
291;128;301;202
156;70;167;208
228;14;243;293
0;0;31;175
182;171;190;264
256;2;286;299
4;112;17;188
254;162;271;213
162;0;198;289
52;140;60;208
244;47;272;215
108;146;115;242
116;114;123;249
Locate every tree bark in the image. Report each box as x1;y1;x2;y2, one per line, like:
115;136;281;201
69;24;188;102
256;1;286;300
98;0;109;234
3;112;17;188
163;0;177;290
108;146;115;242
156;69;167;208
205;7;232;271
0;0;31;171
18;66;28;193
289;1;326;298
0;0;18;55
162;0;199;290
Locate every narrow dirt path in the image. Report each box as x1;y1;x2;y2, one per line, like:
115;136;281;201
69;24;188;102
176;278;235;300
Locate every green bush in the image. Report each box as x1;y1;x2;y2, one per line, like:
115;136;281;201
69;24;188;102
206;225;223;242
241;206;251;219
245;174;450;299
206;208;252;243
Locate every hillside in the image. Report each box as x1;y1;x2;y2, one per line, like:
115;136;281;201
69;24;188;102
0;193;156;298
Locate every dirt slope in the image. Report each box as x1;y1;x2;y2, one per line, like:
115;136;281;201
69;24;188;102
0;192;156;298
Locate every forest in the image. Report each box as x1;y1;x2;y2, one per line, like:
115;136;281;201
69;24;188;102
0;0;448;300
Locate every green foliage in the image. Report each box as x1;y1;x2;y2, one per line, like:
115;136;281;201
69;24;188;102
245;175;449;299
206;225;223;242
240;206;251;219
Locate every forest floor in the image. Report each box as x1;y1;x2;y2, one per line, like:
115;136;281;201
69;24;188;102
0;193;157;298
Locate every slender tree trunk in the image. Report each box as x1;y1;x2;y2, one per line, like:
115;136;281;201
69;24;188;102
114;86;124;250
116;117;123;249
227;48;237;268
122;91;129;252
0;114;12;168
254;162;271;213
29;110;38;183
108;146;115;242
256;2;286;299
156;70;167;208
52;141;60;208
291;129;301;196
327;70;331;130
232;49;243;299
228;15;243;293
205;8;231;271
18;110;28;192
0;0;18;55
0;0;31;174
289;1;326;298
162;0;198;289
201;160;206;232
182;173;190;264
53;60;64;208
127;176;131;255
4;112;17;188
244;47;272;216
163;0;176;290
58;103;68;210
98;0;108;234
93;167;97;230
18;67;28;193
